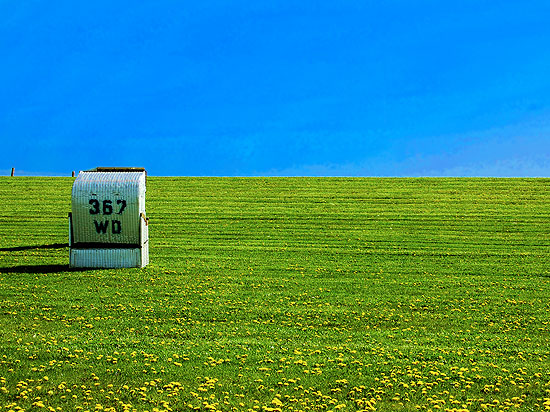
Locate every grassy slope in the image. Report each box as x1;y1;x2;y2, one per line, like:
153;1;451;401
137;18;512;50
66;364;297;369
0;177;549;411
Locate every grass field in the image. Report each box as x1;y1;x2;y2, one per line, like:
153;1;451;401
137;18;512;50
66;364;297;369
0;177;549;412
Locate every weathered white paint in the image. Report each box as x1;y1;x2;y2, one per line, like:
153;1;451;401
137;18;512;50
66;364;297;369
69;169;148;268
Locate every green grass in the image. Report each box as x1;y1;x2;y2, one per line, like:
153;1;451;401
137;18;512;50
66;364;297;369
1;177;549;412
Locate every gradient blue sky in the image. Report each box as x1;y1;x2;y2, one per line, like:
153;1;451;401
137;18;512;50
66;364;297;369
1;1;549;176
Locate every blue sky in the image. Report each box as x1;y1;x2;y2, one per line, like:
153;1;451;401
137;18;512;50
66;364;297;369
1;1;549;176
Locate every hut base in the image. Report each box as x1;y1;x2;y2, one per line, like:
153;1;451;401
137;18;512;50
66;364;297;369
69;246;148;268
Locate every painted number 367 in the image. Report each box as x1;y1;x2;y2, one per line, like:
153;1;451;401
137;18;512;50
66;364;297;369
89;199;127;215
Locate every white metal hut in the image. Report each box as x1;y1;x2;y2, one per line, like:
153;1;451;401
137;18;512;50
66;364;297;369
69;167;149;268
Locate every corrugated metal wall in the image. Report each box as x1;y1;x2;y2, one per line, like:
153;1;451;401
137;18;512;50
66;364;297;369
69;170;148;268
71;172;145;245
